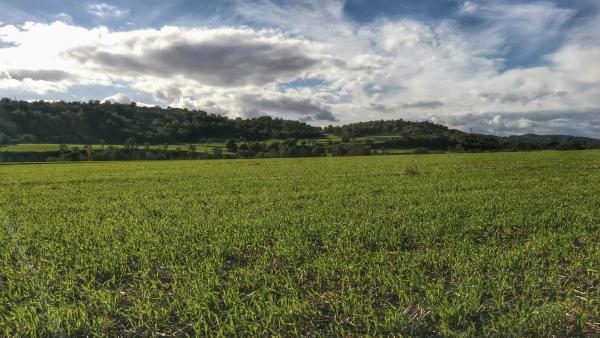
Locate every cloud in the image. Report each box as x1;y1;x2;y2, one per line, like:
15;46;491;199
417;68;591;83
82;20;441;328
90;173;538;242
437;109;600;137
0;41;18;48
479;90;569;105
102;93;132;104
239;94;337;121
402;101;444;109
66;27;322;87
461;1;479;14
470;2;577;66
153;86;182;103
87;3;129;18
547;45;600;84
0;0;599;136
7;69;72;81
55;13;73;24
369;100;444;113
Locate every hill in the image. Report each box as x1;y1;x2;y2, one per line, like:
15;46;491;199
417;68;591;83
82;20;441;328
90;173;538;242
325;120;600;151
500;134;600;149
0;98;321;144
1;98;598;153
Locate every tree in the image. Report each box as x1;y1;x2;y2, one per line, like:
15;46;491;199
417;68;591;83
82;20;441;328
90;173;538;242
188;144;197;152
329;143;345;156
311;144;325;156
558;140;584;150
237;143;253;157
124;137;137;151
0;133;13;145
249;142;263;153
84;144;93;160
269;141;280;151
19;134;36;143
0;99;323;144
59;143;69;153
283;138;297;147
344;142;371;156
225;139;238;153
212;146;223;155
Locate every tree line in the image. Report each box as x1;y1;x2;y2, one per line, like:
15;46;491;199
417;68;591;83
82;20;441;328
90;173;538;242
1;98;598;159
0;139;374;162
324;120;600;151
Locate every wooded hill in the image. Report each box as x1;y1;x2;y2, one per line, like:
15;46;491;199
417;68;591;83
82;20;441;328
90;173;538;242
1;98;598;151
0;98;321;144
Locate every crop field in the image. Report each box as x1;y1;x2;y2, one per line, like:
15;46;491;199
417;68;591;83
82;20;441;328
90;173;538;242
1;151;599;336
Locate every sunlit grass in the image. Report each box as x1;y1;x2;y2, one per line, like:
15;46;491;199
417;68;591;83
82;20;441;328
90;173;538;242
1;150;599;336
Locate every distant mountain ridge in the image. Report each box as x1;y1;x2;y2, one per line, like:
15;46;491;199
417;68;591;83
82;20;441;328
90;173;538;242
503;134;600;145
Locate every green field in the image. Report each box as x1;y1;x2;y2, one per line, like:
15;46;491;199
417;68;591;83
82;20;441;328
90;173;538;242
0;143;223;153
0;135;389;155
0;144;86;152
1;151;599;336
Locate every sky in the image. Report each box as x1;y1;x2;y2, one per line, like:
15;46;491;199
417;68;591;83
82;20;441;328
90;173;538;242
0;0;599;137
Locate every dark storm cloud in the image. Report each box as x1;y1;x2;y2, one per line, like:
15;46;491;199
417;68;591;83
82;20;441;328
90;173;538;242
7;69;72;81
439;108;600;138
239;94;337;122
67;33;319;87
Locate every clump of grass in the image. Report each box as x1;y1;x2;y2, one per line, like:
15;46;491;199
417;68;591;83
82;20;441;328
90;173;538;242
404;164;420;176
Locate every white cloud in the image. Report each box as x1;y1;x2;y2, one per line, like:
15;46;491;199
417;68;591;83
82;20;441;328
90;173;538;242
102;93;131;104
0;0;599;135
87;3;129;18
548;45;600;84
0;21;110;94
55;13;73;24
441;109;600;137
66;26;326;87
461;2;479;14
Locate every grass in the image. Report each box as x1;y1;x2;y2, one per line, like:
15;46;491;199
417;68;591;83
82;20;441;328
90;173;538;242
1;150;599;336
0;144;87;152
0;143;219;152
0;134;398;154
